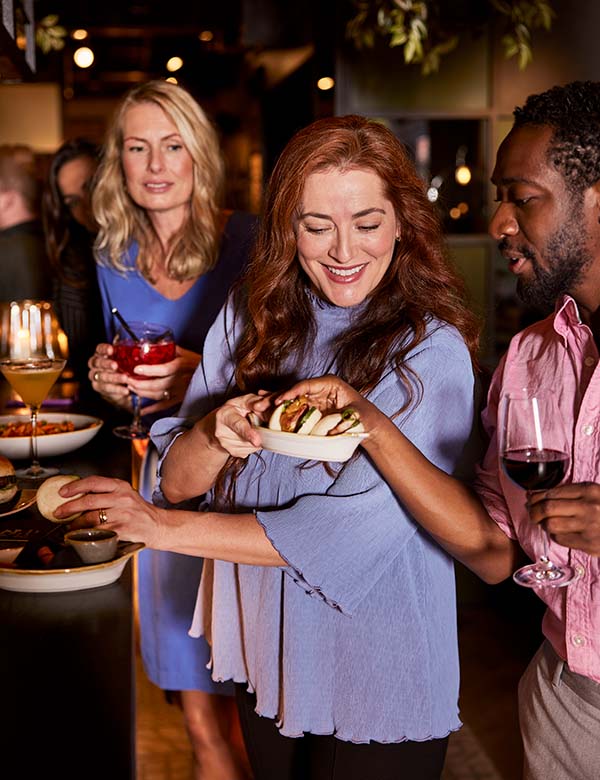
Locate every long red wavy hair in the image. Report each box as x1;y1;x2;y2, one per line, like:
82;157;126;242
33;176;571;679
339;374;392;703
232;115;479;398
213;116;480;505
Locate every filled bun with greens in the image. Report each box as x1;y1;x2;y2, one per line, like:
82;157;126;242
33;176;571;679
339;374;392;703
268;395;322;435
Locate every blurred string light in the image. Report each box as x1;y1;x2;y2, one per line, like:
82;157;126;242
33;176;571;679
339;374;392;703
450;202;470;220
426;174;444;203
73;46;94;68
166;56;183;72
166;77;178;84
199;30;214;42
317;76;335;91
454;145;472;185
455;165;472;185
71;29;88;40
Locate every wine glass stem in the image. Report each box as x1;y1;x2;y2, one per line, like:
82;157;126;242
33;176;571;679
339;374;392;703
539;523;556;570
29;404;42;474
131;392;144;435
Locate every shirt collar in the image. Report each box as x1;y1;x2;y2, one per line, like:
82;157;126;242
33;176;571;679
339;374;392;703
553;294;583;341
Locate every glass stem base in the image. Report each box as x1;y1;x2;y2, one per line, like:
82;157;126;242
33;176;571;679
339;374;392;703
15;464;60;482
513;557;575;588
113;424;148;441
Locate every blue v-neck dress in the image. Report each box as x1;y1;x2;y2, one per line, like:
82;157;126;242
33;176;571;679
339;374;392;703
96;211;257;691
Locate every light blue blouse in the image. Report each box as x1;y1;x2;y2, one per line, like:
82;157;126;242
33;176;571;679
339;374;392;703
152;295;476;743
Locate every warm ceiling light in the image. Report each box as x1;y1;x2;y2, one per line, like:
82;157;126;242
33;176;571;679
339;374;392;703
166;56;183;72
317;76;335;91
73;46;94;68
455;165;472;185
71;29;88;40
199;30;214;42
166;76;178;84
426;187;439;203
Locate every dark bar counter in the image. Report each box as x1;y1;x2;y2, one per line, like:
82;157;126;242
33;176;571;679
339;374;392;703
0;395;137;779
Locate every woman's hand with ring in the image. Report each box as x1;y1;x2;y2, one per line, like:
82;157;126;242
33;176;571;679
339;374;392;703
54;475;168;548
131;346;201;415
89;343;131;408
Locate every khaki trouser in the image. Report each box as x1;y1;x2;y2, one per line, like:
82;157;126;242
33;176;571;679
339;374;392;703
518;641;600;780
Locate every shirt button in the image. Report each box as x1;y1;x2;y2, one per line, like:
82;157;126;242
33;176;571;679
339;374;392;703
575;564;586;578
582;424;594;436
572;634;585;647
585;356;596;367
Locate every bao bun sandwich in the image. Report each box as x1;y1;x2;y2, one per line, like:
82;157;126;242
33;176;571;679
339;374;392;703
0;455;19;510
268;396;364;436
268;395;322;434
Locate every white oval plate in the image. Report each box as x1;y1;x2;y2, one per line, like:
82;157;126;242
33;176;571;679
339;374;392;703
0;542;145;593
0;413;103;460
253;424;368;463
0;488;37;518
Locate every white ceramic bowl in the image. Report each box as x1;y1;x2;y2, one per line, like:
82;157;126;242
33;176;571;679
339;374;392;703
0;542;144;593
254;424;368;463
0;540;27;565
0;413;103;460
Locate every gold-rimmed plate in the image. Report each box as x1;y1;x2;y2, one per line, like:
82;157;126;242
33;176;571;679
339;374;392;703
0;542;145;593
0;489;37;519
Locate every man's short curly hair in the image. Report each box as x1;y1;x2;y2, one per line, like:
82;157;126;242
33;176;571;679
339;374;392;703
513;81;600;195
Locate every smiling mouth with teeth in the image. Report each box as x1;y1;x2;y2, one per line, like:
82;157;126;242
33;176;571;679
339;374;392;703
327;264;366;278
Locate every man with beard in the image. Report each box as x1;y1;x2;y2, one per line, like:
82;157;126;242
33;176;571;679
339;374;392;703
477;80;600;779
275;81;600;780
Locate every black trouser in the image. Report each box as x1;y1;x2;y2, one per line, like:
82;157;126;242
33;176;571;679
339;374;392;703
235;685;448;780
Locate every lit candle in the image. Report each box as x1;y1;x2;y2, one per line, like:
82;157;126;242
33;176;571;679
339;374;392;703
16;327;30;358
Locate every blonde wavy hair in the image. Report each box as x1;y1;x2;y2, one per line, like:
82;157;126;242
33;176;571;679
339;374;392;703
93;80;224;281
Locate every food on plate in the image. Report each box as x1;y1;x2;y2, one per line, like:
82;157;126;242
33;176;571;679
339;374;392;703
0;419;76;438
36;474;84;522
310;408;365;436
37;545;56;567
266;396;364;437
268;395;322;434
0;454;20;510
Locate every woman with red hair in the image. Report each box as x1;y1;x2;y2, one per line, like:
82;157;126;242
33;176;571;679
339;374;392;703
58;115;479;779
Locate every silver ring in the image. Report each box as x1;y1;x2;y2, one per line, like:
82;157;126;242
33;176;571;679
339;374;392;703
162;389;171;400
98;508;108;524
93;371;100;382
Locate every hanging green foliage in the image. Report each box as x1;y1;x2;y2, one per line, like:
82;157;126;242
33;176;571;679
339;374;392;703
345;0;556;75
35;15;67;55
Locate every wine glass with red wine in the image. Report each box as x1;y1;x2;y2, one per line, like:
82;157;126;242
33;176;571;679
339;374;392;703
499;388;575;588
112;321;176;440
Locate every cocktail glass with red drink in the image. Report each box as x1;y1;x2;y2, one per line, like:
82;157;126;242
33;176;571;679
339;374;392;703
112;322;175;440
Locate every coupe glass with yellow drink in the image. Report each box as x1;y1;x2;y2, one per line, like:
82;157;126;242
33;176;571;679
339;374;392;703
0;300;68;480
0;357;66;479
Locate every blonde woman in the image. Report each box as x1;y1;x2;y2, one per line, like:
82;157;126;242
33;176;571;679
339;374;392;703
88;80;256;780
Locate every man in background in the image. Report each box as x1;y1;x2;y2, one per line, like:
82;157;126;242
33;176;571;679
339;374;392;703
0;144;51;302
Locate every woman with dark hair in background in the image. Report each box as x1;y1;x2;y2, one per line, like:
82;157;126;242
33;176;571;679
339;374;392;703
42;138;104;399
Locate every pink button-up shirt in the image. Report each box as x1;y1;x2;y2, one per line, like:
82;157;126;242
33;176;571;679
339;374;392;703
474;295;600;682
